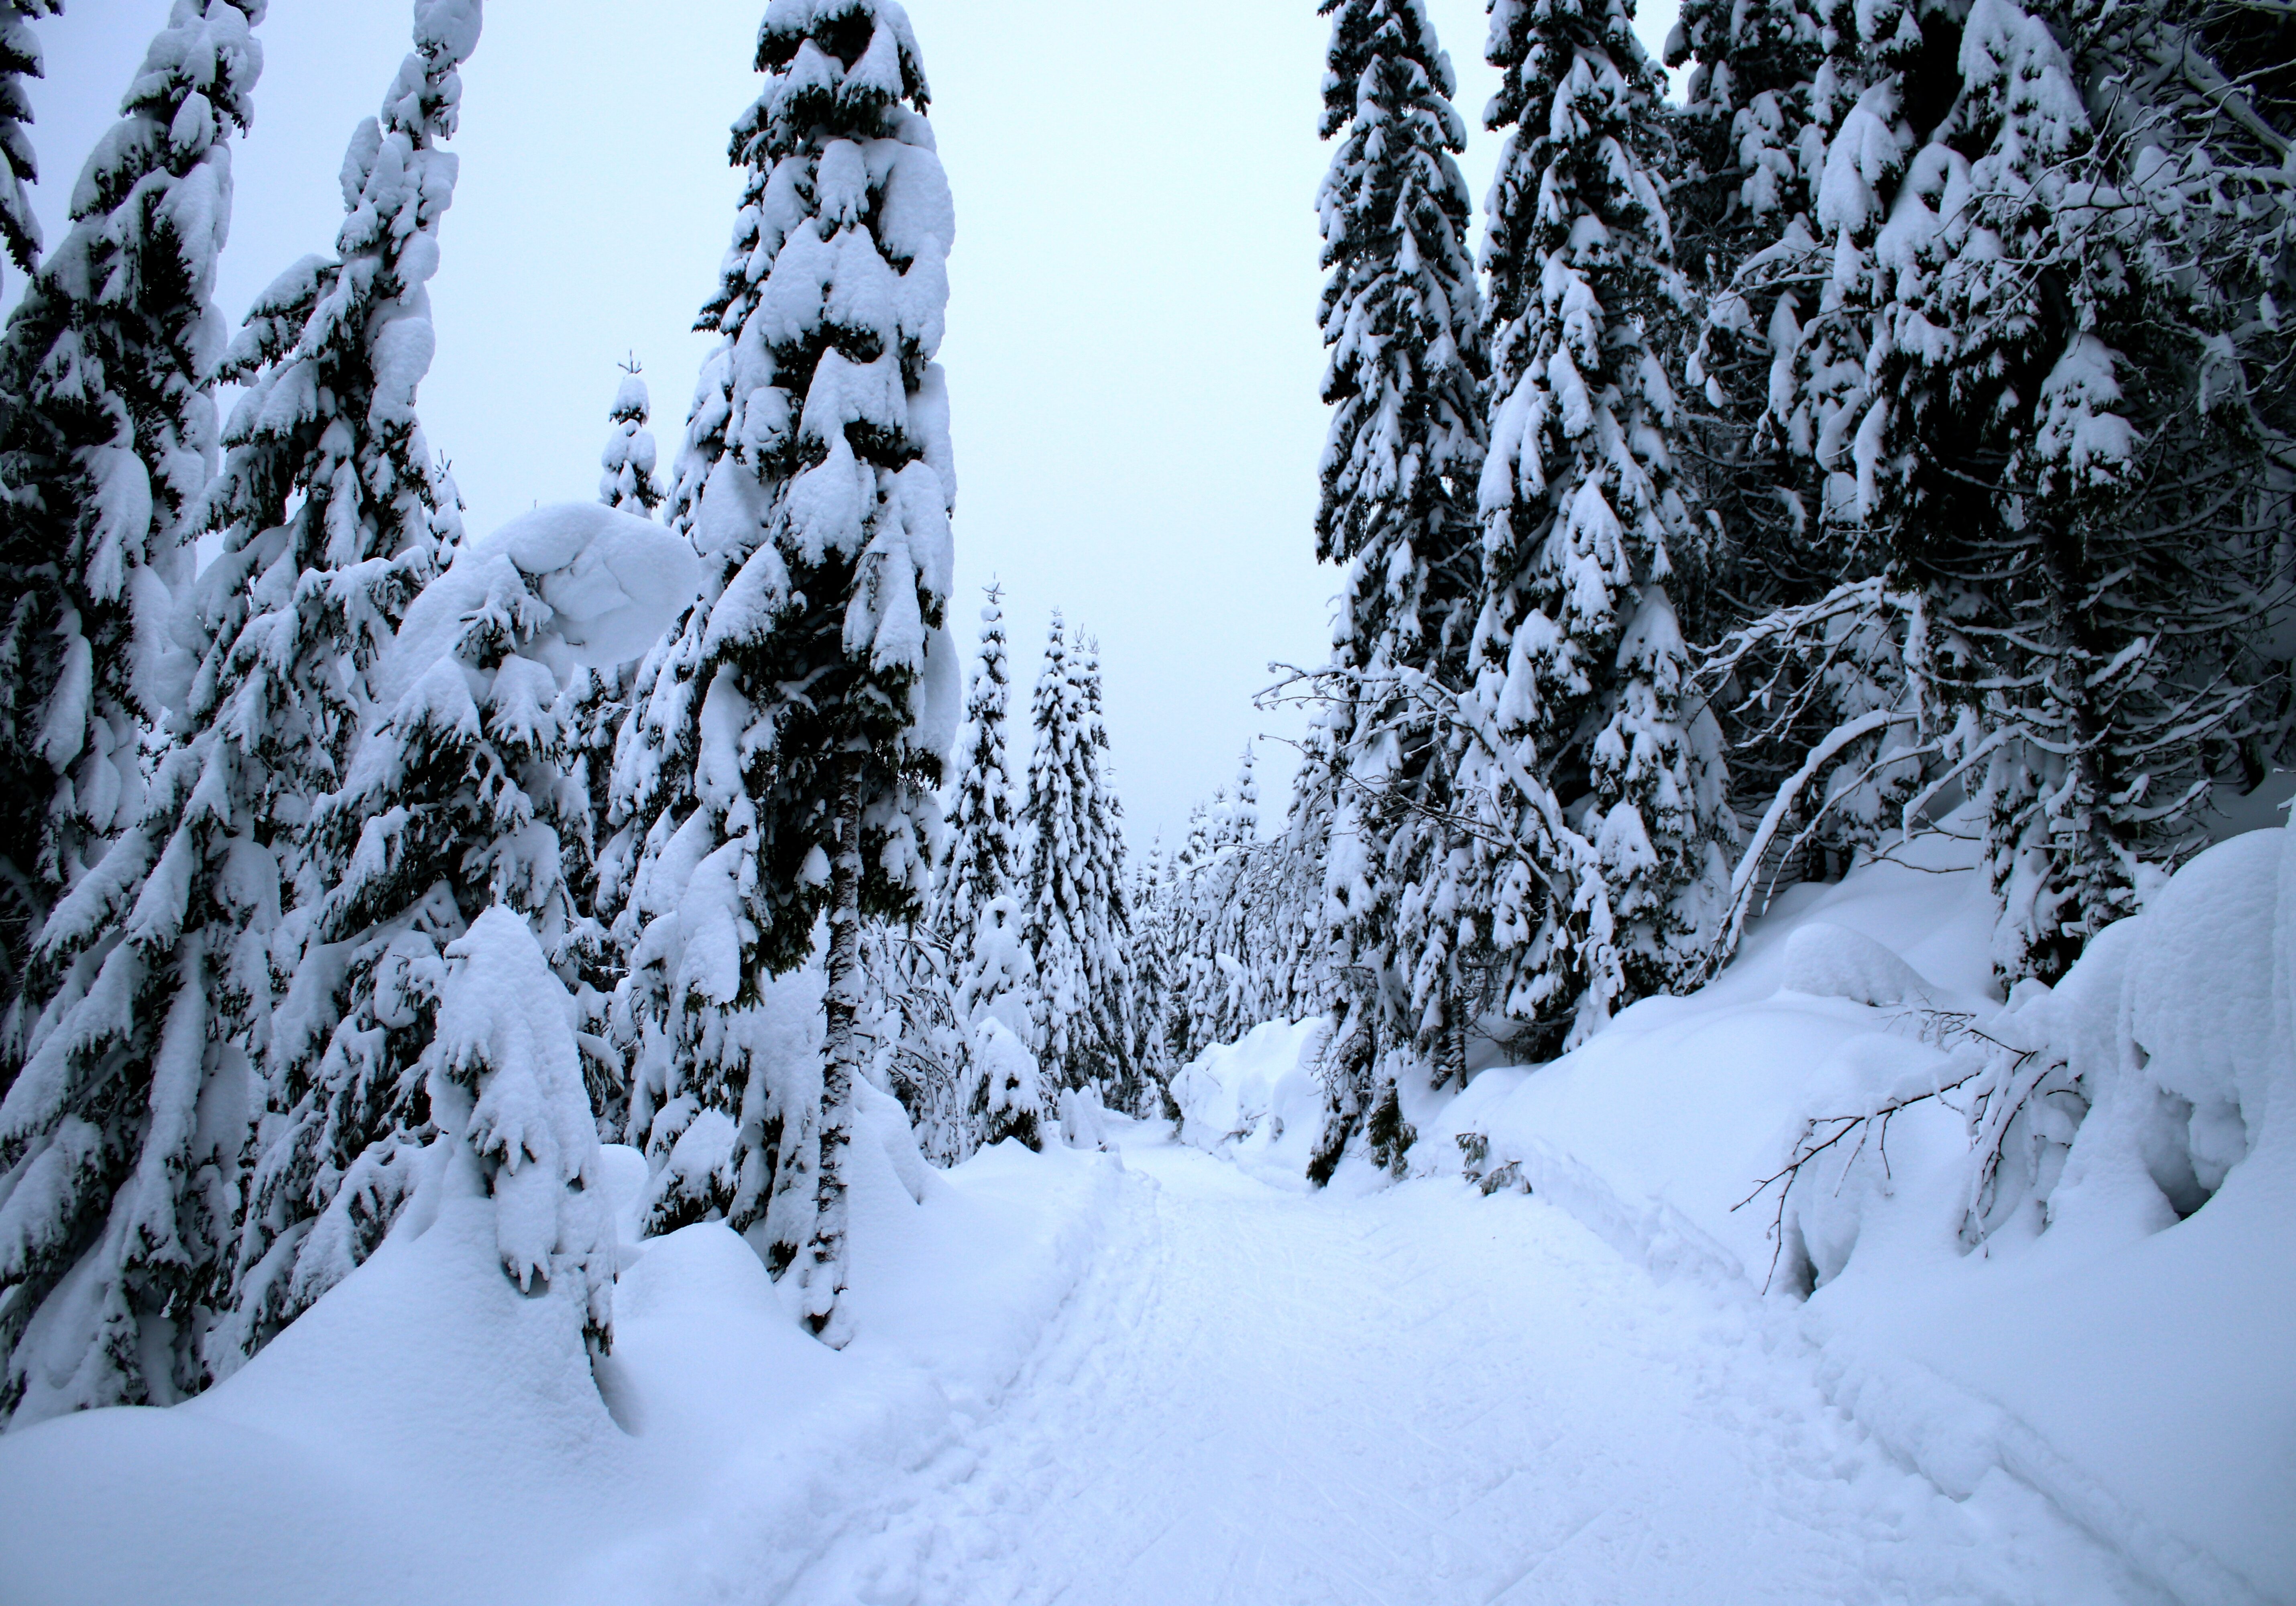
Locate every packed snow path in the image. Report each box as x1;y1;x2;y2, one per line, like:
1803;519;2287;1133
773;1132;2154;1606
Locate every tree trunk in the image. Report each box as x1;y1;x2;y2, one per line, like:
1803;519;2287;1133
804;751;865;1349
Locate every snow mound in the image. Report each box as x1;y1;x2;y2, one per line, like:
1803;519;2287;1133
1169;1017;1331;1186
1777;920;1936;1006
0;1117;1128;1606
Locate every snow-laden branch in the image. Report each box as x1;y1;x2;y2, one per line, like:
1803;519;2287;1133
1691;708;1921;986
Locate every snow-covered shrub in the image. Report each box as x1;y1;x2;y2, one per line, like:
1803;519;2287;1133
1055;1085;1111;1153
959;893;1038;1047
2043;830;2287;1242
971;1017;1042;1153
1170;1017;1332;1181
430;907;613;1352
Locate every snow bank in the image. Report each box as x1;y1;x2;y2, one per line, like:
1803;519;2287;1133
1433;821;2296;1605
0;1115;1126;1606
1168;1015;1332;1187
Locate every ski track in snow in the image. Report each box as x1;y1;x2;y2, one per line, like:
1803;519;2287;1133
765;1134;2160;1606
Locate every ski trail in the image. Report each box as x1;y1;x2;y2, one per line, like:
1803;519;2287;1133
784;1133;2163;1606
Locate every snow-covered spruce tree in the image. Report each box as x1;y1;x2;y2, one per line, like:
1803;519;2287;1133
1663;0;1934;898
1264;736;1338;1024
1071;634;1140;1103
1666;0;1828;265
603;0;955;1345
0;0;262;1048
1124;837;1174;1111
564;359;663;964
1203;745;1265;1050
0;0;58;297
1309;0;1489;1164
1461;0;1732;1041
1663;0;1844;648
598;357;662;517
0;0;480;1425
1158;796;1218;1068
223;506;687;1363
1019;613;1132;1095
929;581;1018;950
1797;0;2284;982
878;581;1018;1156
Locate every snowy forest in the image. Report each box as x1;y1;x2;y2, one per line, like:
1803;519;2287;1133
0;0;2290;1602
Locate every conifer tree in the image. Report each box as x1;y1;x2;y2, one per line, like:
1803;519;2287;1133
1668;0;2290;993
0;0;59;294
1308;0;1491;1169
1124;837;1174;1109
598;356;661;517
1020;614;1131;1095
565;357;663;960
1204;745;1264;1048
930;582;1018;949
0;0;263;1042
603;0;956;1345
0;0;480;1424
1459;0;1730;1046
1664;0;1840;655
223;505;684;1363
1786;0;2284;982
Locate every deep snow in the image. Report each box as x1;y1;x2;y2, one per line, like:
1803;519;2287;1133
2;821;2288;1604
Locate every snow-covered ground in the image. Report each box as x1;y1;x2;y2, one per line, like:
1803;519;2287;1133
4;822;2288;1604
1175;822;2295;1606
767;1130;2156;1605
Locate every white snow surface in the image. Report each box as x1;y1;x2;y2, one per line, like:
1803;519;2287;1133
1166;821;2292;1604
2;821;2287;1604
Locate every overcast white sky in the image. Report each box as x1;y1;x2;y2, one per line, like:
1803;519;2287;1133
14;0;1678;848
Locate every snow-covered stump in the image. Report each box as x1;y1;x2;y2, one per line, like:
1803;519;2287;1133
429;908;614;1354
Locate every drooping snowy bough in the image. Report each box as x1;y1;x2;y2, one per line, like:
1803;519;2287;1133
603;0;957;1347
